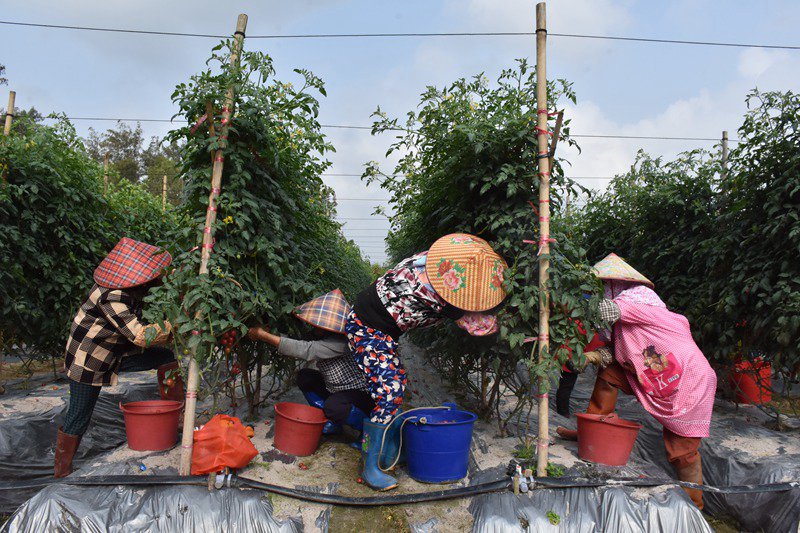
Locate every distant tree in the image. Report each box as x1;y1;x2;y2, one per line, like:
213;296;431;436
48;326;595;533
84;122;145;183
0;64;7;85
143;155;183;205
0;106;44;136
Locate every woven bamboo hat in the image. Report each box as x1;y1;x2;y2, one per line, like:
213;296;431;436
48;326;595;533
426;233;508;312
592;253;653;288
94;237;172;289
293;289;351;334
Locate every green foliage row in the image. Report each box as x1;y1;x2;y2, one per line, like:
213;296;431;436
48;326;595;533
576;90;800;372
364;61;603;423
0;118;176;356
143;43;372;407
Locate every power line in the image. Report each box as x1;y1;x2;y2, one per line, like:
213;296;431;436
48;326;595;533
336;215;389;222
336;198;390;201
1;20;798;50
54;116;738;143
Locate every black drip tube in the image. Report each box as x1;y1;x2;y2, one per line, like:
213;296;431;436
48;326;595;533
1;474;796;506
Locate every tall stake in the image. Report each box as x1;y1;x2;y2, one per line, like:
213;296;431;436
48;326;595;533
534;1;551;478
179;13;249;475
721;130;729;181
162;174;168;212
3;91;15;136
103;153;109;194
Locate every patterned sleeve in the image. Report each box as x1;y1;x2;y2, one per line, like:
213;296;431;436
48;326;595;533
456;313;499;336
599;299;621;325
98;290;171;347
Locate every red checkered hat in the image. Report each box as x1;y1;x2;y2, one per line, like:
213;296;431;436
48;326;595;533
93;237;173;289
293;289;351;334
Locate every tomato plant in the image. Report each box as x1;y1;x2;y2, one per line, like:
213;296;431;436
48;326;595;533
144;42;372;416
575;90;800;421
0;117;175;371
364;61;603;432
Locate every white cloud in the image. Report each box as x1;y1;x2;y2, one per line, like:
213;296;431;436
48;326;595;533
737;48;791;80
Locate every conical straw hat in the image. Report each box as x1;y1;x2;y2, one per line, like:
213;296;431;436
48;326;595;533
293;289;351;334
426;233;508;312
592;253;653;288
94;237;172;289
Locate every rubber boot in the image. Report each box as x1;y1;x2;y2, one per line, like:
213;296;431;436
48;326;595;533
556;377;619;441
676;456;704;510
302;391;341;435
158;362;185;402
361;419;398;491
344;405;368;432
556;371;578;417
54;427;81;478
345;406;368;450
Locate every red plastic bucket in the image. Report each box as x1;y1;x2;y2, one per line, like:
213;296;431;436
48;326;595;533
119;400;183;451
729;360;772;404
273;402;327;456
576;413;641;466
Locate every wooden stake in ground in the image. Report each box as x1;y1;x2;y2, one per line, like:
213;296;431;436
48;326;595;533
534;1;552;478
721;130;729;181
179;13;249;476
162;174;168;212
103;153;109;194
3;91;15;136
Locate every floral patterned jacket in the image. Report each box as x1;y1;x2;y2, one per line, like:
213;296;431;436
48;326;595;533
375;252;498;336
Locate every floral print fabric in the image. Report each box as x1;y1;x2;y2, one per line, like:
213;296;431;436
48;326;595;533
345;310;406;423
375;252;449;333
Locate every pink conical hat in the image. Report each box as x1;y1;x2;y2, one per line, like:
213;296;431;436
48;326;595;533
592;253;653;288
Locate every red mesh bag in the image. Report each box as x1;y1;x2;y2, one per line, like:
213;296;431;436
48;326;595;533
191;414;258;475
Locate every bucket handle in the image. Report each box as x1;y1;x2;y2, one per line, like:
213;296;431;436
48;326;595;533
378;404;453;473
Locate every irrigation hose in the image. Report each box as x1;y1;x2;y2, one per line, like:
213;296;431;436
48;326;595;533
0;474;796;507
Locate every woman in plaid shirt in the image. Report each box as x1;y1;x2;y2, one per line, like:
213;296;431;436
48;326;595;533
247;289;373;441
55;238;180;478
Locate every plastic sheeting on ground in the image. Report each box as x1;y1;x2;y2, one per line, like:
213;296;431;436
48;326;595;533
534;368;800;532
2;483;301;532
469;467;711;532
0;374;158;513
1;457;303;532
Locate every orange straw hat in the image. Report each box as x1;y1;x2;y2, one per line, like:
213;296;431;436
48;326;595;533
426;233;508;312
592;253;654;288
292;289;352;334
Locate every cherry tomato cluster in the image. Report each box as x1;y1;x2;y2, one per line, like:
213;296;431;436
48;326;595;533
219;329;238;355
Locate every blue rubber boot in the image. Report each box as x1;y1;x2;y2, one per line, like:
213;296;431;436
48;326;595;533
346;406;368;450
361;419;398;491
302;391;341;435
345;405;368;432
378;414;406;470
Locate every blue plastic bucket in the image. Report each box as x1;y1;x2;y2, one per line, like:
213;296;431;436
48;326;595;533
403;407;477;483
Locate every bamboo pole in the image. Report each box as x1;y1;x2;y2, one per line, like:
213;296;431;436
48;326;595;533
180;13;248;476
534;1;551;478
3;91;15;136
103;153;109;194
162;174;168;212
721;130;729;180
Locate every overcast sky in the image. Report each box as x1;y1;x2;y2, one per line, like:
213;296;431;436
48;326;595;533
2;0;799;263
